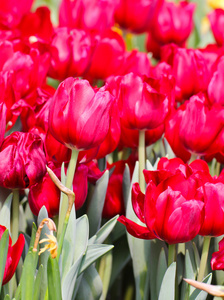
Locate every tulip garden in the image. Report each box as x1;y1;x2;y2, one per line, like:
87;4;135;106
2;0;224;299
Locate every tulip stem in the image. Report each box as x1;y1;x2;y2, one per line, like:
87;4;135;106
12;189;19;244
198;236;211;282
138;130;145;193
57;148;79;239
168;244;176;266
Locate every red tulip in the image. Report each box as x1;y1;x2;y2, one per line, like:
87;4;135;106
0;225;25;285
161;44;210;101
114;0;164;33
150;1;195;46
48;27;92;81
48;77;114;150
211;237;224;271
208;56;224;106
119;158;206;244
208;9;224;47
0;132;46;189
59;0;118;33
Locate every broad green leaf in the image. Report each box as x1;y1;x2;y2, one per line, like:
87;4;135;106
78;244;114;275
62;256;83;300
158;262;176;300
189;273;212;300
126;161;151;300
123;164;131;209
73;215;89;264
3;295;10;300
185;249;196;296
21;250;39;300
156;248;167;297
87;170;109;237
0;193;12;233
61;205;76;282
47;256;62;300
98;250;112;300
0;230;9;293
76;266;103;300
93;215;118;245
33;265;43;300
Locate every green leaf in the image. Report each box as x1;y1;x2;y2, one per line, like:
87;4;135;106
0;193;12;233
61;205;76;282
0;230;9;293
78;244;114;275
87;170;109;237
3;295;10;300
33;265;43;300
126;161;151;300
93;215;118;244
73;215;89;264
158;262;176;300
20;223;38;300
21;250;39;300
156;248;167;297
75;266;103;300
185;250;196;295
123;164;131;209
62;256;83;300
47;256;62;300
189;273;212;300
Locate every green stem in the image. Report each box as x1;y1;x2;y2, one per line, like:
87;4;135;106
138;131;146;193
168;244;176;267
12;189;19;244
197;236;211;282
57;149;79;239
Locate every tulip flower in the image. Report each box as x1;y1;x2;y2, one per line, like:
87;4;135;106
119;158;205;244
208;56;224;105
114;0;164;33
208;9;224;47
148;1;195;46
211;237;224;270
161;44;210;101
48;27;92;81
0;131;46;189
48;77;114;150
0;225;25;285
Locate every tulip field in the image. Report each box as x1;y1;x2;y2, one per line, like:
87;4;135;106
1;0;224;299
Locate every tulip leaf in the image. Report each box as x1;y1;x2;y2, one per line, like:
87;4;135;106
185;249;196;295
123;164;131;209
78;244;114;275
61;205;76;282
37;207;50;299
33;264;43;300
158;262;176;300
126;161;151;300
21;249;39;300
0;230;9;293
75;266;103;300
47;256;62;300
156;248;167;297
87;170;109;237
62;255;83;300
92;215;118;245
3;295;10;300
0;193;12;233
73;215;89;264
189;273;212;300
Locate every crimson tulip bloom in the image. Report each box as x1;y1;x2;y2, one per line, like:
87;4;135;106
149;1;195;46
48;28;92;81
48;77;114;150
0;132;46;189
0;225;25;285
119;158;207;244
208;56;224;106
211;238;224;271
161;44;210;101
114;0;164;33
107;72;174;131
29;164;88;217
208;9;224;47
